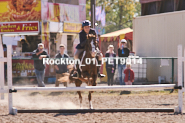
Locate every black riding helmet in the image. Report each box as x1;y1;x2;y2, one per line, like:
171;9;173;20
82;20;91;27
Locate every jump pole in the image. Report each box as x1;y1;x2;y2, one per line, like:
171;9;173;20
175;45;184;113
7;45;17;115
17;108;175;113
0;34;5;100
13;84;179;92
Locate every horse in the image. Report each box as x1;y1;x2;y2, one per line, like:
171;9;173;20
69;34;99;109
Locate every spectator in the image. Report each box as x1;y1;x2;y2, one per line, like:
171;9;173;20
21;39;28;52
118;39;130;85
124;63;134;85
54;44;69;87
105;45;116;86
32;43;49;87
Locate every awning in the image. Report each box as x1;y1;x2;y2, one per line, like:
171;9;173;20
140;0;161;4
100;28;133;41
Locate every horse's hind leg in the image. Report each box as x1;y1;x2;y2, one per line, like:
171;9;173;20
75;80;82;108
88;91;93;109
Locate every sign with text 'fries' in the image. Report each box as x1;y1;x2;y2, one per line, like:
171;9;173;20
0;0;41;22
0;21;39;33
63;22;82;33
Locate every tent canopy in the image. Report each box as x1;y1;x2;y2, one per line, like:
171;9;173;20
101;28;133;37
100;28;133;41
140;0;161;4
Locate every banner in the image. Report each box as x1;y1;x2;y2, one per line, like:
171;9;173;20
44;2;80;22
101;9;106;26
63;22;82;33
0;21;39;34
79;5;86;22
42;21;50;53
0;0;41;22
96;6;102;21
41;0;49;21
48;3;60;22
41;21;50;76
12;59;35;77
60;4;79;22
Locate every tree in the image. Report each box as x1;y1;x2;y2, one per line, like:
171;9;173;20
86;0;141;33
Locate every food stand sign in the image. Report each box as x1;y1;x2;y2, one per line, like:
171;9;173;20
12;59;35;77
63;22;82;33
0;21;39;34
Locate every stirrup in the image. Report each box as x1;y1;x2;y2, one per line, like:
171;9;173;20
98;73;105;78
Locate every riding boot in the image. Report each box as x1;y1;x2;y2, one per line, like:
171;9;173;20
71;64;81;78
97;60;105;78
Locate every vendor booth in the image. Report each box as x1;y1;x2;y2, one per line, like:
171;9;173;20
99;28;133;82
0;21;40;79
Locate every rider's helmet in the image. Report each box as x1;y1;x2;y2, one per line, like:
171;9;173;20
82;20;91;27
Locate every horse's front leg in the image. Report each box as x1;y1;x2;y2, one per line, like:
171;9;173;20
75;80;82;109
88;91;93;109
88;74;97;109
77;91;82;108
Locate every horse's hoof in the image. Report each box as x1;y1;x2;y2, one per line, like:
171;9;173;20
89;105;93;109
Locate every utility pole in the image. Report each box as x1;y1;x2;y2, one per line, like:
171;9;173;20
91;0;96;28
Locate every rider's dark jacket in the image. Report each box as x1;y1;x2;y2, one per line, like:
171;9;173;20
76;28;99;49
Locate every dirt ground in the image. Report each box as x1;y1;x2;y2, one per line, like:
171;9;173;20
0;84;185;123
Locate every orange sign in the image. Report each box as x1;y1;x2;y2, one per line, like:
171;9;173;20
0;0;41;22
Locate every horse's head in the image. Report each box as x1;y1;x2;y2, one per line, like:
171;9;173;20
86;34;98;57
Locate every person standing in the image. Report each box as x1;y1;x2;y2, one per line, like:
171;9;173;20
105;45;116;86
118;39;130;85
32;43;49;87
54;44;69;87
21;39;28;52
124;63;134;85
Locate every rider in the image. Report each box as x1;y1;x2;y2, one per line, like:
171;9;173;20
71;20;105;78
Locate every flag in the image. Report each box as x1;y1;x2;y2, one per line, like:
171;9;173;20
96;6;101;21
101;9;106;26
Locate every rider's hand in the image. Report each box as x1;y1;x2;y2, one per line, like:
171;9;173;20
36;50;43;56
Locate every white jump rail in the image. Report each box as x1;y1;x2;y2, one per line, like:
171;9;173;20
0;43;184;115
0;35;5;100
13;84;177;92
